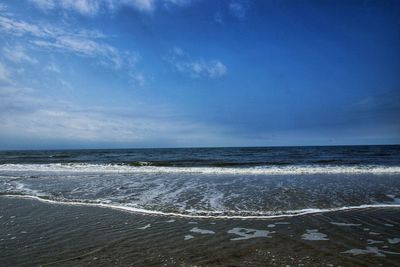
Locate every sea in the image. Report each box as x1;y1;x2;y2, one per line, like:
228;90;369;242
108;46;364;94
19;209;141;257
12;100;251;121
1;145;400;265
1;145;400;218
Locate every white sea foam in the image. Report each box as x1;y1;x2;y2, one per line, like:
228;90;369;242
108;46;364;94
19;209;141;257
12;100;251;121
330;222;361;226
369;232;380;235
342;246;400;257
137;224;151;230
367;239;384;245
189;227;215;235
184;235;194;240
2;194;400;220
302;229;329;241
1;163;400;175
388;238;400;244
228;228;274;240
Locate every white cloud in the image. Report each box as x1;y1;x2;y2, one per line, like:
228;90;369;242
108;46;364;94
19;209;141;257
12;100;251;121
29;0;198;15
0;62;10;82
0;3;7;11
45;62;61;73
33;37;107;57
181;60;227;79
30;0;156;15
0;15;46;37
164;0;191;5
3;46;38;64
166;47;227;79
214;12;223;24
30;0;100;15
29;0;56;10
229;1;247;20
0;13;143;83
120;0;155;12
60;0;101;16
163;0;191;9
129;72;145;86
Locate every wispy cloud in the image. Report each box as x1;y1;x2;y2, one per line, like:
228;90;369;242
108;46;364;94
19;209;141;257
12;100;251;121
0;13;143;83
0;62;10;82
31;0;101;15
29;0;196;16
214;12;223;24
166;47;227;79
229;0;247;20
0;3;7;11
29;0;194;15
163;0;191;9
44;62;61;73
3;45;38;64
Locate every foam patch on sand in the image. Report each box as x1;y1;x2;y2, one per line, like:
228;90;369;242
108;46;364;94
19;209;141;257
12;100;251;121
190;227;215;235
137;224;151;230
184;235;194;240
369;232;380;235
330;222;361;226
227;228;274;241
367;239;384;245
388;238;400;244
302;229;329;241
343;246;400;257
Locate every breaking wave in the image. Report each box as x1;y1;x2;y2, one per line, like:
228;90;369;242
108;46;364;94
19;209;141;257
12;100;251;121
0;163;400;175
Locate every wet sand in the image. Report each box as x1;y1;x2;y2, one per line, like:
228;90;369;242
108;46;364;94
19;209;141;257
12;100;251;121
1;196;400;266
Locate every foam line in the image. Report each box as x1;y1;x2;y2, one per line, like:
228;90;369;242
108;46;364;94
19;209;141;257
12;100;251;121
2;194;400;220
1;163;400;175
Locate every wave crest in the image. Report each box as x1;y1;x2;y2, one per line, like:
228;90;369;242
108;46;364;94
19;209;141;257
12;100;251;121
1;163;400;175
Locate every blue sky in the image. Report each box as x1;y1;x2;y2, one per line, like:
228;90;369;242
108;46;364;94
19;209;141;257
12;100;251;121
0;0;399;149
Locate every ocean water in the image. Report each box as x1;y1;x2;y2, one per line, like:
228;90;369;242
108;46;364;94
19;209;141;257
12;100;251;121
1;145;400;218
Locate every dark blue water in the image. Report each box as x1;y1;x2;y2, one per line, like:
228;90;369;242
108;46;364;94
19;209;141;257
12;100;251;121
1;145;399;166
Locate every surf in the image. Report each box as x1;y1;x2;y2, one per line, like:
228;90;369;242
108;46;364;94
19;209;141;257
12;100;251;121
1;163;400;175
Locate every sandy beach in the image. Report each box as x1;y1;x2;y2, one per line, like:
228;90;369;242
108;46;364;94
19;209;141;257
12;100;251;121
1;196;400;266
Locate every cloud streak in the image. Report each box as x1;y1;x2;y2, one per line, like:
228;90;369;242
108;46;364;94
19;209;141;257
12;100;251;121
166;47;227;79
0;13;142;82
3;45;38;64
29;0;194;15
0;62;10;82
229;0;247;20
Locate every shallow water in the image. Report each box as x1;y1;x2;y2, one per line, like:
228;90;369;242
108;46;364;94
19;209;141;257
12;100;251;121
1;145;400;218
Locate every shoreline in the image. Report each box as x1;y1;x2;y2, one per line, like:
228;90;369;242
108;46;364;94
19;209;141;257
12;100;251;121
3;194;400;220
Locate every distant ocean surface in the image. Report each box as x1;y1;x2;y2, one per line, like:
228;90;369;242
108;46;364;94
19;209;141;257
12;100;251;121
1;145;400;218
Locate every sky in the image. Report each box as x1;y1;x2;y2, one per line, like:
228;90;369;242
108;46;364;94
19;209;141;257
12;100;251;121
0;0;399;150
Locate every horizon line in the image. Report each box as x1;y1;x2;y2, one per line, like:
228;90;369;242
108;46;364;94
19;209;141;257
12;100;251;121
1;143;399;152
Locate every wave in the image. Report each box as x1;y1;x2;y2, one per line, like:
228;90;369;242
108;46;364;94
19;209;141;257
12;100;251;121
2;193;400;219
1;163;400;175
